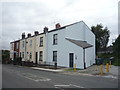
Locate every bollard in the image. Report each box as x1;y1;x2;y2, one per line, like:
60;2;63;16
106;63;109;72
96;65;98;71
100;65;103;75
74;64;76;72
109;61;111;68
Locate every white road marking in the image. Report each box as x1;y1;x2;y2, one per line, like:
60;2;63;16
54;84;85;88
70;84;84;88
18;73;51;82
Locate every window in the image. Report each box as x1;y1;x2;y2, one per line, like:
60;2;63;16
30;52;32;59
39;51;43;61
53;34;58;45
30;40;32;46
22;52;24;58
16;42;19;49
40;37;43;47
11;44;14;50
20;52;21;57
22;41;25;48
53;51;57;62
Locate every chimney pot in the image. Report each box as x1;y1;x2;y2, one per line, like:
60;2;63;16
22;33;25;39
44;27;48;33
27;33;31;37
55;23;61;29
34;31;39;35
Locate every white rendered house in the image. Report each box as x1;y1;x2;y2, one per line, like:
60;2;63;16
46;21;95;69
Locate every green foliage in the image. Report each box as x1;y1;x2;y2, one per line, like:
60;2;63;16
113;35;120;59
113;59;120;66
91;24;110;54
112;35;120;66
97;53;113;58
2;50;10;63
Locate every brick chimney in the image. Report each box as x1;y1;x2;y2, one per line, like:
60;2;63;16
27;33;31;37
22;33;25;39
43;27;48;33
34;31;39;35
55;23;61;29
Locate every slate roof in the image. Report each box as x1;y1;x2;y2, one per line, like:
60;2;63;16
66;38;93;49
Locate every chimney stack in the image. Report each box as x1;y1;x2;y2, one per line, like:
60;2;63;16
22;33;25;39
55;23;61;29
27;33;31;37
34;31;39;35
43;27;48;33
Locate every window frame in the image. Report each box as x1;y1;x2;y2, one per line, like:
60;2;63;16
39;51;43;61
53;34;58;45
40;37;43;47
22;41;25;48
22;52;24;58
30;40;32;47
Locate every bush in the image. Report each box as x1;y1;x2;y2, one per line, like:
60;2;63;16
113;59;120;66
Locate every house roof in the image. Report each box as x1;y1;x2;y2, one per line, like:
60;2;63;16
48;21;83;33
10;21;90;43
66;38;93;49
10;40;20;44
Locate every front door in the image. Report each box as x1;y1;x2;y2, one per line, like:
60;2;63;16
69;53;74;68
35;52;38;64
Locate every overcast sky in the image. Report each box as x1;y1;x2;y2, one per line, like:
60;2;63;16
0;0;119;50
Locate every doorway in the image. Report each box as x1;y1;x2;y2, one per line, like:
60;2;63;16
35;52;38;64
69;53;74;68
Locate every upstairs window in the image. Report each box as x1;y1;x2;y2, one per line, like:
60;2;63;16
40;37;43;47
16;42;19;49
53;51;57;62
30;40;32;46
39;51;43;61
22;41;25;48
53;34;57;45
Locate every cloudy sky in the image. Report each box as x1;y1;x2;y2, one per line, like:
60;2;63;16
0;0;119;50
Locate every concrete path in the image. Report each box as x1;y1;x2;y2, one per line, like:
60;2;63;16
30;65;119;79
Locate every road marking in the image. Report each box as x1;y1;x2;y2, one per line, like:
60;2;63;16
18;73;51;82
70;84;84;88
54;84;84;88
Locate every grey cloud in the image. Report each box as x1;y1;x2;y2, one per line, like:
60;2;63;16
1;1;118;50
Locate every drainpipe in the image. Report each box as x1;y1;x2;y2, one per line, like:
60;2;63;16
25;39;27;62
83;48;86;69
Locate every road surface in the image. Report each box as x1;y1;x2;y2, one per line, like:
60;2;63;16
2;64;119;89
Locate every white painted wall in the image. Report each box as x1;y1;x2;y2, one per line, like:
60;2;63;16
47;21;95;69
83;22;96;67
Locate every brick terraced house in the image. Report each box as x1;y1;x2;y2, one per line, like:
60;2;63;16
10;21;95;69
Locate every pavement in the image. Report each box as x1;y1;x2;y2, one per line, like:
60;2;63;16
30;65;119;79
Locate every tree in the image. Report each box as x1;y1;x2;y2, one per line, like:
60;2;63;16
113;35;120;59
2;50;10;64
91;24;110;54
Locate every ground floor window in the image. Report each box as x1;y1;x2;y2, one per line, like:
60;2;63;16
39;51;43;61
22;52;24;58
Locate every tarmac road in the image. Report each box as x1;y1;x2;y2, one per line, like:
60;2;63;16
2;64;119;89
